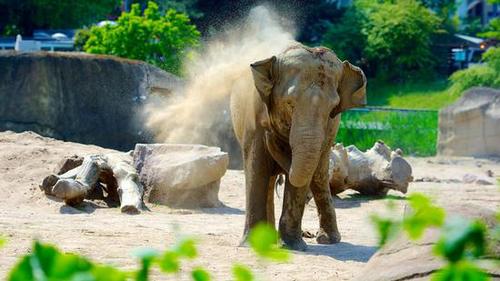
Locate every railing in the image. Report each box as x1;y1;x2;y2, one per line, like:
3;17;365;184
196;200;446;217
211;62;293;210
338;107;438;156
0;40;74;51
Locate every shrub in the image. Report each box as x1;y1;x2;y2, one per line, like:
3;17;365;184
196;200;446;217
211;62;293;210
74;28;92;51
84;1;200;75
448;47;500;96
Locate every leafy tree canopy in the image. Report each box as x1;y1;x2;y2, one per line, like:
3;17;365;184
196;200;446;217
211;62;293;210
84;1;200;75
0;0;120;35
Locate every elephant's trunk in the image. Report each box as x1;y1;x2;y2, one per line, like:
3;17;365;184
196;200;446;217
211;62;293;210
288;127;324;187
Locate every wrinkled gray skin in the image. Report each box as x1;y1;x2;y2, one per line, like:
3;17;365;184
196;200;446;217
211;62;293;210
230;44;367;251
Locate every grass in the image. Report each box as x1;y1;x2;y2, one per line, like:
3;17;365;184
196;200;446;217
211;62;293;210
337;108;438;156
367;78;461;110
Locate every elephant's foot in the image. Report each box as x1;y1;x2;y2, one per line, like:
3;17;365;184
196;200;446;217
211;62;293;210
316;229;341;244
302;230;316;238
238;233;250;247
281;235;307;251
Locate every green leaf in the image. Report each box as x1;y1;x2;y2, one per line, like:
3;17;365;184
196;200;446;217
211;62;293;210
232;264;254;281
431;261;489;281
403;193;445;240
175;238;197;259
8;241;94;281
158;251;180;273
8;256;34;281
370;214;401;247
191;267;210;281
132;248;159;281
0;236;5;249
91;265;128;281
434;217;486;263
248;223;289;262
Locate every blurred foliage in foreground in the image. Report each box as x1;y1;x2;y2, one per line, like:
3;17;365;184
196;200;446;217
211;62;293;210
371;193;498;281
6;223;288;281
82;1;200;75
338;108;438;156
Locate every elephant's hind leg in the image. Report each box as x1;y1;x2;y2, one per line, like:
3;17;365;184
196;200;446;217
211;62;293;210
279;178;308;251
266;175;277;227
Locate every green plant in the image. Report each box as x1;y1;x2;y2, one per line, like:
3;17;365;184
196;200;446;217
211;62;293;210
363;0;440;79
84;1;200;75
74;28;92;52
371;193;493;281
7;222;288;281
478;18;500;40
448;47;500;96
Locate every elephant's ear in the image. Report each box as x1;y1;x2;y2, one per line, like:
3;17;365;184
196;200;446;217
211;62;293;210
250;56;277;107
331;61;367;118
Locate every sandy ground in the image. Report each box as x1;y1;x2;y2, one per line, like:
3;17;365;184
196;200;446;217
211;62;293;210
0;131;498;280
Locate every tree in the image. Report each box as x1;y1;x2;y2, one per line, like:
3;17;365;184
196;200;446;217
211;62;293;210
363;0;440;79
478;18;500;40
0;0;120;35
322;0;440;80
84;1;200;75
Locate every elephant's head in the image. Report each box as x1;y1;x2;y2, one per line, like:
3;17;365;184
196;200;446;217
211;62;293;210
251;44;366;187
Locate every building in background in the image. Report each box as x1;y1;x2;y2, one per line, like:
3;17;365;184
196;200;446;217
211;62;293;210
457;0;499;26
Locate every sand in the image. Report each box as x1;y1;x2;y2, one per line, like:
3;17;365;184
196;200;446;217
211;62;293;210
0;131;498;280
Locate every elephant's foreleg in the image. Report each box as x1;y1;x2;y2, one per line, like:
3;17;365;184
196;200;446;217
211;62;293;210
279;178;308;251
310;177;341;244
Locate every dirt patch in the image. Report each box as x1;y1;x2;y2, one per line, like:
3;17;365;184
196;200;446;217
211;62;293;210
0;131;498;280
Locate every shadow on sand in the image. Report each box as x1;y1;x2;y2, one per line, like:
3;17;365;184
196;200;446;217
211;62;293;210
200;203;245;215
334;194;406;209
298;242;378;262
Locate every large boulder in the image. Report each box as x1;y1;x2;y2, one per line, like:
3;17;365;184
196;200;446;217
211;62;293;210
438;87;500;157
133;144;228;208
0;51;183;151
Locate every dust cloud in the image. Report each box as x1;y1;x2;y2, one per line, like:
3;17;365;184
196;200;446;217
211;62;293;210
145;6;295;165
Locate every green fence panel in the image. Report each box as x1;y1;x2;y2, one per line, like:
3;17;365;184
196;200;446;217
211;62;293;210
337;107;438;156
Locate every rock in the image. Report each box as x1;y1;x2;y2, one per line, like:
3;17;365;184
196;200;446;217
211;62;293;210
354;204;500;281
462;173;493;185
133;144;228;208
0;52;183;151
462;173;478;183
475;178;493;185
438;87;500;157
486;170;494;177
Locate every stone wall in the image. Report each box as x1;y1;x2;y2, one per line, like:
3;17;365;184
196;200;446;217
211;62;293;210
438;87;500;157
0;51;183;151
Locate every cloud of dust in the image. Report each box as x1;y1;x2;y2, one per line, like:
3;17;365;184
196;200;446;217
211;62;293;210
145;5;295;160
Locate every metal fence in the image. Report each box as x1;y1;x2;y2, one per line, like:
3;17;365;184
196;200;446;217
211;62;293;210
337;107;439;156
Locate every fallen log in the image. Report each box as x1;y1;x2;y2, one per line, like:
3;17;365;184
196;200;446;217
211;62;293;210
329;141;413;196
40;152;144;213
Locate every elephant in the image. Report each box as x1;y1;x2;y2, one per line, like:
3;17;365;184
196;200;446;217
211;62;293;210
230;43;367;250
